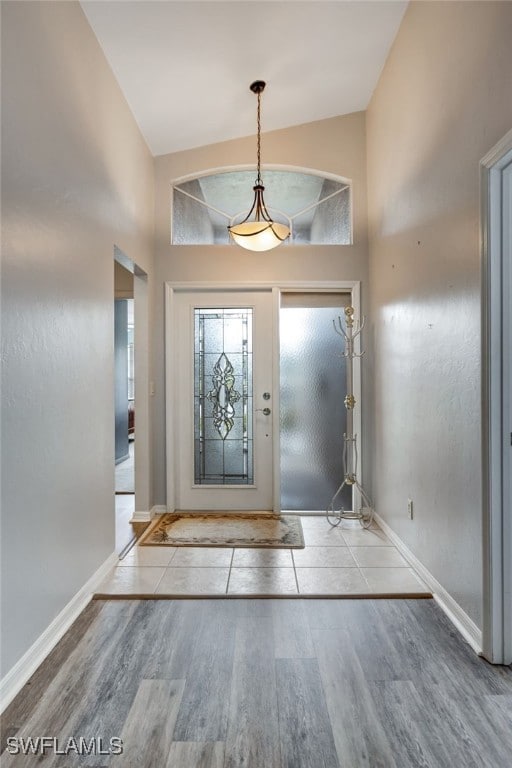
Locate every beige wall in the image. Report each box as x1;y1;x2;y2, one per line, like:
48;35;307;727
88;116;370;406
153;112;370;504
1;1;154;676
367;0;512;627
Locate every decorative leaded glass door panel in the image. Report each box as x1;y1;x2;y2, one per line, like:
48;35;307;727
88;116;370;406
174;291;273;510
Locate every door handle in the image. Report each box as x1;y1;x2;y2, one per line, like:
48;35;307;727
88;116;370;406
256;407;271;416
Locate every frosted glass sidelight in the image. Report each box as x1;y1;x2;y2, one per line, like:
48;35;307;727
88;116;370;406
280;301;351;510
194;308;253;484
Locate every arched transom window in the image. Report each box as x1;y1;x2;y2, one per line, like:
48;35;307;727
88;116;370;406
172;169;351;245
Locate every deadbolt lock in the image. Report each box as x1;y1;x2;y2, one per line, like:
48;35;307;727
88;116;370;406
263;392;271;400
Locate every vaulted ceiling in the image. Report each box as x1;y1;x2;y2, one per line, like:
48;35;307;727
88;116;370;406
81;1;407;157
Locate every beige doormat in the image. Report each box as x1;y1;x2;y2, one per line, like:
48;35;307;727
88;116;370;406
139;512;305;549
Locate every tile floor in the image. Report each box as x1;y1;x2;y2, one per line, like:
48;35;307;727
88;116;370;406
97;515;431;597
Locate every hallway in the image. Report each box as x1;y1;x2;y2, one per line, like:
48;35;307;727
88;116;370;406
2;598;511;767
3;0;512;727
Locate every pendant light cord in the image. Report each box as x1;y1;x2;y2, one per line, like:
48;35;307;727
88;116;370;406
256;89;262;186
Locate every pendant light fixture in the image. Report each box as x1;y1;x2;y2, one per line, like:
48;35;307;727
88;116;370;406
228;81;290;251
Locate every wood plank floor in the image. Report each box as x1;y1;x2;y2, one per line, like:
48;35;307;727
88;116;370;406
2;599;511;767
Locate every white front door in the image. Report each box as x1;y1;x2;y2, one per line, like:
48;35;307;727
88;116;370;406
172;290;274;510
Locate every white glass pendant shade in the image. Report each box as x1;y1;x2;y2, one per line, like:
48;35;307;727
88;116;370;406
228;220;290;251
228;180;290;251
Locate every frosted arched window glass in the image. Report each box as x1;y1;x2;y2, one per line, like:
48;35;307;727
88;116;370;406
172;170;351;245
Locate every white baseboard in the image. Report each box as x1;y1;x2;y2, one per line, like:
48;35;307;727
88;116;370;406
130;509;151;522
0;551;118;714
374;512;483;655
129;505;166;523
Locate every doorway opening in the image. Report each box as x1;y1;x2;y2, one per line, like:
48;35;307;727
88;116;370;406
113;251;150;554
114;261;135;554
115;296;135;495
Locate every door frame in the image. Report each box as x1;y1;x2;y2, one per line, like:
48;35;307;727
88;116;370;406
481;128;512;664
165;280;362;513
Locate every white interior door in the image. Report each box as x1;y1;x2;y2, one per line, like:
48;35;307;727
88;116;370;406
173;290;274;510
